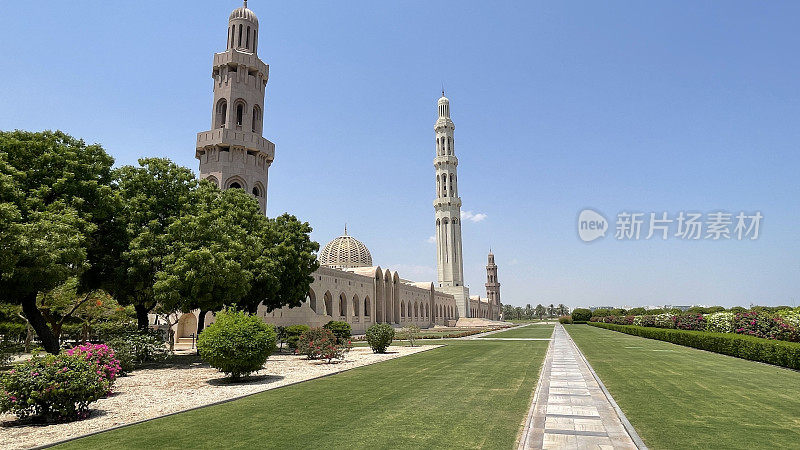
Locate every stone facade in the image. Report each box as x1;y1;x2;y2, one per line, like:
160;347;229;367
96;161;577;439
196;1;274;214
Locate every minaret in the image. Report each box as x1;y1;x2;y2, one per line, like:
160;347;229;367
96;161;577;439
485;251;501;320
195;1;275;214
433;92;470;317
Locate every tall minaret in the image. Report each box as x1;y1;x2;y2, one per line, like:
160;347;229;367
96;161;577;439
195;1;275;214
433;92;470;317
485;251;501;320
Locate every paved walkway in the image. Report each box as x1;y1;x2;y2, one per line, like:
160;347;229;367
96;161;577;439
518;324;644;449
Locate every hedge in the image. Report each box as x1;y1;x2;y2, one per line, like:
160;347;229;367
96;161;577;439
588;322;800;370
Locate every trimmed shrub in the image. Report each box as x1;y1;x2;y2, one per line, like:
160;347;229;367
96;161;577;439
105;330;168;373
284;325;311;350
0;353;110;422
588;322;800;370
297;327;350;362
323;321;352;345
571;308;592;322
65;343;122;393
197;309;277;380
558;316;573;324
366;323;394;353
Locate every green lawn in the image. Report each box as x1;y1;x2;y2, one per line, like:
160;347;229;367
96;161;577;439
566;324;800;449
481;324;554;339
59;340;547;449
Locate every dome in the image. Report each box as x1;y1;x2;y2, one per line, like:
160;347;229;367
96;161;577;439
319;229;373;269
229;1;258;25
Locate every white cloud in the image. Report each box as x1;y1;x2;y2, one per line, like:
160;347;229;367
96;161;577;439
427;235;436;244
461;210;488;223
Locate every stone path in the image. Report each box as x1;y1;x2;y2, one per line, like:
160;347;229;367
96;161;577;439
518;324;645;449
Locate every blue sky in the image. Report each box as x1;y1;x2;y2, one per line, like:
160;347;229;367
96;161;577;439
2;1;798;309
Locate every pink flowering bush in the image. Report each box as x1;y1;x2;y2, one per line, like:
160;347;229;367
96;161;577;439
297;327;351;363
733;311;798;342
66;343;122;392
674;314;707;331
0;353;109;422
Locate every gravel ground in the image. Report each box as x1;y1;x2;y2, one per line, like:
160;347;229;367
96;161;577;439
0;345;438;449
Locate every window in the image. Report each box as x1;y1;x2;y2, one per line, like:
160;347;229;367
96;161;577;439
252;105;261;133
229;182;241;189
252;186;260;197
238;25;242;47
246;26;250;49
216;99;227;128
236;104;244;126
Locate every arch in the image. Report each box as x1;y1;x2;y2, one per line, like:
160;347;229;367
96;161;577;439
225;176;246;191
425;304;429;320
414;303;419;320
436;175;440;197
252;104;262;133
215;99;228;128
251;181;264;198
204;175;219;187
339;292;347;317
238;24;243;47
307;288;318;313
236;104;244;127
449;174;454;196
176;313;197;338
324;291;333;316
352;294;359;317
246;26;250;49
364;296;370;317
253;30;257;53
400;301;405;319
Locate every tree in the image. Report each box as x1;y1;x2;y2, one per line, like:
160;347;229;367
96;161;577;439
502;304;514;321
0;131;115;354
513;306;523;320
548;304;556;318
110;158;197;330
627;307;647;316
35;277;121;343
524;304;533;320
558;304;568;316
535;304;546;320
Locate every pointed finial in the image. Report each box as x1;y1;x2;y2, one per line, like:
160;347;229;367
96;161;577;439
344;223;347;235
441;84;445;97
243;0;248;8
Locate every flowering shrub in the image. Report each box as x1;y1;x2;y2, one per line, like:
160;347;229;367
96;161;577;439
65;343;122;392
706;312;735;333
633;315;656;327
0;353;109;422
284;325;311;350
323;321;352;345
654;314;676;328
297;327;351;362
674;314;706;331
777;310;800;329
366;323;395;353
558;316;572;324
733;311;798;342
197;309;277;380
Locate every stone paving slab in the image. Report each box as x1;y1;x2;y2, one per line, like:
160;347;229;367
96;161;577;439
518;324;646;449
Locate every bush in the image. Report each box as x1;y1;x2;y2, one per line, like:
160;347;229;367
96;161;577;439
592;309;611;317
571;308;592;322
588;322;800;370
1;339;23;365
65;343;122;392
197;309;277;380
0;353;110;422
284;325;311;350
401;324;421;346
674;314;706;331
297;327;350;362
366;323;394;353
323;321;352;345
706;312;735;333
733;311;798;342
105;330;168;373
654;313;676;328
558;316;572;324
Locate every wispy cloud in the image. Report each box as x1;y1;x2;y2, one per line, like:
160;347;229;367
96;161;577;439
461;210;488;223
427;235;436;244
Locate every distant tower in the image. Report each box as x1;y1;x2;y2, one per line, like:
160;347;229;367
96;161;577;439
485;251;502;320
195;1;275;214
433;92;470;317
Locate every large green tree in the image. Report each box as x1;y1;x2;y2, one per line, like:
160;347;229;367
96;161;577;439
0;131;116;353
110;158;196;329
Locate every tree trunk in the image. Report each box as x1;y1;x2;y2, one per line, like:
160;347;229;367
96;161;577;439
135;304;150;330
196;310;208;335
24;322;33;353
21;293;60;354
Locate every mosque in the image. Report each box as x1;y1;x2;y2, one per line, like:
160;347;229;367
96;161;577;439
173;2;502;341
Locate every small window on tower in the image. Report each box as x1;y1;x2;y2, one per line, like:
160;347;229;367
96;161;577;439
236;104;244;127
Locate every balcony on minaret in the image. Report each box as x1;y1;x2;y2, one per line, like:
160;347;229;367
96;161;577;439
196;128;275;162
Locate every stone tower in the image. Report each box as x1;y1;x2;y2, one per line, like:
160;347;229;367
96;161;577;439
485;251;501;320
433;92;470;317
195;1;275;214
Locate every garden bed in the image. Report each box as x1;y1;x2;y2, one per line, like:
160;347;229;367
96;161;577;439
0;345;438;449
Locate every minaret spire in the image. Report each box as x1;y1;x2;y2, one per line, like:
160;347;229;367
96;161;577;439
433;92;470;317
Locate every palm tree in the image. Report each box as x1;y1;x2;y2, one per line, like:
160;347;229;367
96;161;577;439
548;304;556;318
535;304;546;320
558;304;568;316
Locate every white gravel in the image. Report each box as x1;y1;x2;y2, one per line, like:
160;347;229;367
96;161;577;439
0;345;438;449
